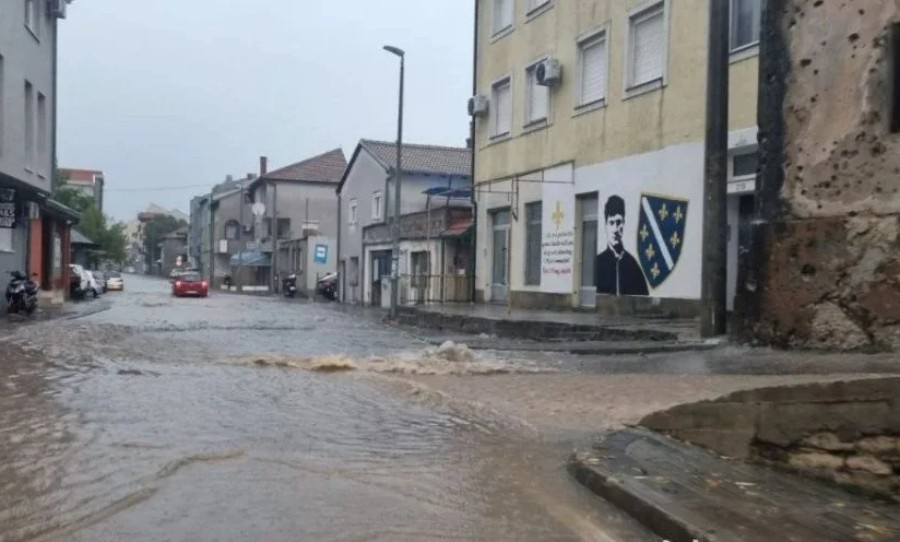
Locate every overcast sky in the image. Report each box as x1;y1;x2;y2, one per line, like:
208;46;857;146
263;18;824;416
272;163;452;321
57;1;474;221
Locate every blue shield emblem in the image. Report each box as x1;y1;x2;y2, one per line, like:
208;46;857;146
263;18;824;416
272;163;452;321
637;194;688;290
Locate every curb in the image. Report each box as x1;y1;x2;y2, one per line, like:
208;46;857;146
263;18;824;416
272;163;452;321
397;309;679;343
568;459;708;542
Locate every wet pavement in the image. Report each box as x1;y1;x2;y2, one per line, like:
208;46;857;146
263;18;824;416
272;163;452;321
0;275;655;542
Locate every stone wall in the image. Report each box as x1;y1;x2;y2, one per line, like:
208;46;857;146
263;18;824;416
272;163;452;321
641;378;900;500
736;0;900;349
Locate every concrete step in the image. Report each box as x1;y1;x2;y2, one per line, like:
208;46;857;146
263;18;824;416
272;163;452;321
569;428;900;542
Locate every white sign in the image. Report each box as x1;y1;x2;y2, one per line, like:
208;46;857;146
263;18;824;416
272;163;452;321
246;241;259;251
541;165;576;294
727;179;756;195
251;202;266;217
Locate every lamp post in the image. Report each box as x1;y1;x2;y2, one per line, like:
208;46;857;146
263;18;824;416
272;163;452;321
384;45;405;321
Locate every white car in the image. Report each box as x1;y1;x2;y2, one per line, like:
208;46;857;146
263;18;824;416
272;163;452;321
106;271;124;291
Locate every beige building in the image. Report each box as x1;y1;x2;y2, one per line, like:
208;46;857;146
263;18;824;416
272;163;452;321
472;0;762;313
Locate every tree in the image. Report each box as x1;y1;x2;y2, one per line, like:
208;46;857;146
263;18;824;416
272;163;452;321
142;215;187;267
52;169;127;264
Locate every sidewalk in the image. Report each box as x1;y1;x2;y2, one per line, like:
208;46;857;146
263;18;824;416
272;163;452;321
399;303;699;343
570;427;900;542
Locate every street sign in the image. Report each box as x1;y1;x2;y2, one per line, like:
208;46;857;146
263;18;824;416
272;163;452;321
314;244;328;264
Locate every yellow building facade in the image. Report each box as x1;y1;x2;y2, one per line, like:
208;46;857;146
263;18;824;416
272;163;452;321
473;0;761;311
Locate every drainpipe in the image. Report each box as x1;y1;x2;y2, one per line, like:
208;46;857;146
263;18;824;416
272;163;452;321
469;0;479;304
336;191;342;302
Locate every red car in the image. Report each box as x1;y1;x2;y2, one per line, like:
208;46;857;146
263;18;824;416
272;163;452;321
172;272;209;298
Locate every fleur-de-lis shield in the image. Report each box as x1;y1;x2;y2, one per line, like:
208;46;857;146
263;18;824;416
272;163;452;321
637;194;689;290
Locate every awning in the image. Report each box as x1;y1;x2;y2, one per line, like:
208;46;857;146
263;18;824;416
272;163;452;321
71;229;99;247
229;250;271;267
422;187;473;199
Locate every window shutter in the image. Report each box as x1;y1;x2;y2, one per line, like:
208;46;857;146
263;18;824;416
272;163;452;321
494;0;513;33
631;7;665;87
528;68;548;122
580;36;607;104
494;81;512;135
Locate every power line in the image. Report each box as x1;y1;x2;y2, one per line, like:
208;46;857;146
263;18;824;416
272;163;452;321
105;183;213;192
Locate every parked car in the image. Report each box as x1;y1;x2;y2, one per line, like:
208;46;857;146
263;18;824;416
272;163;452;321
106;271;124;291
91;270;108;293
172;272;208;298
68;264;90;299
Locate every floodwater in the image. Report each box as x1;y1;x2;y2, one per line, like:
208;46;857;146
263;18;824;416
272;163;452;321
0;276;653;542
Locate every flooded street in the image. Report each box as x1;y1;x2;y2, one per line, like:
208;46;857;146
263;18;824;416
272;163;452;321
0;276;651;542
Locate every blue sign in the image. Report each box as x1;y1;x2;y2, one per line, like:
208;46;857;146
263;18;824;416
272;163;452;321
637;194;689;290
314;244;328;264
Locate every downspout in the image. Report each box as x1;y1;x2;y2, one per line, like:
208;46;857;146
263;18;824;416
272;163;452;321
469;0;479;304
336;191;342;302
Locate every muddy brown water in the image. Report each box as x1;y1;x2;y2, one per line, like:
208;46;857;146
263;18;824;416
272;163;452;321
0;276;653;542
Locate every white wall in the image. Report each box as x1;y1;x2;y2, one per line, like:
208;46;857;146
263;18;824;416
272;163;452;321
575;141;705;300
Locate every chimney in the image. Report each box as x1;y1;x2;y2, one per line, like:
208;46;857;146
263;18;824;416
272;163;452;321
260;156;268;177
246;173;254;180
226;175;234;182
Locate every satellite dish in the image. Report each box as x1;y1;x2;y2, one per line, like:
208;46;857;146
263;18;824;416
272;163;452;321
251;202;266;217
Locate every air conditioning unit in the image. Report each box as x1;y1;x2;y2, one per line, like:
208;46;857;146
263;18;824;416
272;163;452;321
536;58;562;87
48;0;67;19
468;94;489;117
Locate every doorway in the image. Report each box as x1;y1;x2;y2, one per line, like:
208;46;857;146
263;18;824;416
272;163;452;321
577;194;598;308
370;250;392;307
490;209;510;303
727;194;755;311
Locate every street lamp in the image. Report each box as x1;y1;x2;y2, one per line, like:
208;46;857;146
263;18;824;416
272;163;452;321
384;45;404;321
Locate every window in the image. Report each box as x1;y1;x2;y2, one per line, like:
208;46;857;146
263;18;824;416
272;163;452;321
627;2;667;90
276;218;291;239
525;62;549;125
527;0;552;16
24;0;38;37
372;191;383;220
491;77;512;137
492;0;514;36
37;93;47;174
732;151;759;179
224;220;239;240
525;201;542;286
577;30;608;107
0;229;13;253
24;82;34;170
349;199;358;225
731;0;761;51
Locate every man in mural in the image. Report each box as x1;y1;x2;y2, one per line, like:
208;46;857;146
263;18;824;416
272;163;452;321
595;195;649;296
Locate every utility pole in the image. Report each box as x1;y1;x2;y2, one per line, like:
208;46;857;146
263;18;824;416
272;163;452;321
237;182;245;293
384;45;405;321
700;0;730;337
270;181;278;294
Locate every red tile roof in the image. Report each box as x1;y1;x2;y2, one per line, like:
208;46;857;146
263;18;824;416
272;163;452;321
59;168;103;185
262;148;347;183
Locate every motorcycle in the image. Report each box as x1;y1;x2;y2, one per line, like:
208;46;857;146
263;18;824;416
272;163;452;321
6;271;38;316
282;274;298;298
316;272;337;301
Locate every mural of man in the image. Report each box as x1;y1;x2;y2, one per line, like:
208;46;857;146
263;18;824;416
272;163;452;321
595;195;649;296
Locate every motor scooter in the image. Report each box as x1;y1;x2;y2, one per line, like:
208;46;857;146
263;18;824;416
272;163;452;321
282;274;298;298
5;271;38;316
